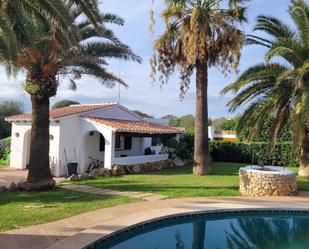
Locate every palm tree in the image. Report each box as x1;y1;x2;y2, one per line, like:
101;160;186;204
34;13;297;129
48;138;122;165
151;0;247;175
222;0;309;177
0;2;141;189
192;221;206;249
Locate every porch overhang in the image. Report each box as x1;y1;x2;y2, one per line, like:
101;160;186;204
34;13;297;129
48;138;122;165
82;117;183;135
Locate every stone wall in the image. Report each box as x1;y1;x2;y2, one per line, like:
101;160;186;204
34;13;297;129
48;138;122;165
68;159;177;181
239;166;297;197
111;159;176;176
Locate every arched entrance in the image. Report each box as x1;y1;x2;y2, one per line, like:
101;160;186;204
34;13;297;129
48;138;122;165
83;130;105;172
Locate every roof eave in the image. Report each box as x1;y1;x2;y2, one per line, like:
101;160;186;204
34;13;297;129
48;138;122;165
115;129;183;134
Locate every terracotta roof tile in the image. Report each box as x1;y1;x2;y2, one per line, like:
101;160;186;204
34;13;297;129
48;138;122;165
6;103;117;121
85;117;183;134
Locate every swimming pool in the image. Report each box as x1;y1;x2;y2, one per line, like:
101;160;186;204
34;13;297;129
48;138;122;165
88;210;309;249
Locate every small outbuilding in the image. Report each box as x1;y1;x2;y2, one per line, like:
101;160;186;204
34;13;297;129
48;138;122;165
6;103;182;177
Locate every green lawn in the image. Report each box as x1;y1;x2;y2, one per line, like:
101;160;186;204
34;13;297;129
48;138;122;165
0;188;137;232
77;162;309;198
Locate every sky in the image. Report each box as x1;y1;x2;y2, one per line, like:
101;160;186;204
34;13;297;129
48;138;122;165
0;0;293;118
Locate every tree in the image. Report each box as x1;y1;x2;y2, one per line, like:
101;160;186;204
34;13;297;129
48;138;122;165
222;0;309;177
192;221;206;249
0;101;23;139
221;117;240;131
161;114;177;120
0;1;102;77
132;110;154;119
52;100;80;109
152;0;247;175
211;117;228;131
237;116;292;142
0;2;141;190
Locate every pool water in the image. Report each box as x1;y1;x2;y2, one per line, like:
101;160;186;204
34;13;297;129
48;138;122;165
93;211;309;249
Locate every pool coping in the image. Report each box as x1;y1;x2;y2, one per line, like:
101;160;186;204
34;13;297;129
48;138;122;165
86;209;309;249
47;195;309;249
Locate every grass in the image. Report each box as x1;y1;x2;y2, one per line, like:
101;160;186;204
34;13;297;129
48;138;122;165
77;162;309;198
288;166;309;191
0;188;137;232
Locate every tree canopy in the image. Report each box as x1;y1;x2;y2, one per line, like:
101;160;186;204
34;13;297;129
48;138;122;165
52;100;80;109
0;101;23;139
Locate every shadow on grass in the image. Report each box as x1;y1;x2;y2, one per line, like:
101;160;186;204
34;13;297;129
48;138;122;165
0;187;128;205
78;182;239;194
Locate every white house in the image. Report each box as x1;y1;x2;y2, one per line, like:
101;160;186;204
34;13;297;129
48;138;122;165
6;103;182;177
208;126;238;141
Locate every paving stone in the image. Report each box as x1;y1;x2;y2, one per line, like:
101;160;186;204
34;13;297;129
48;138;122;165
60;184;167;201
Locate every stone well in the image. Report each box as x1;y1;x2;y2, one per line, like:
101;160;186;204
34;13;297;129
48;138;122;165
239;166;297;197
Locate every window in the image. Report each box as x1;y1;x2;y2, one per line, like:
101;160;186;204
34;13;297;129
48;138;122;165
151;137;161;146
124;136;132;150
99;134;105;151
115;134;121;149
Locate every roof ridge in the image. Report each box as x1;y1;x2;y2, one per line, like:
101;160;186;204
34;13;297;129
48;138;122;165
6;103;118;122
85;117;178;127
84;116;148;122
83;117;183;134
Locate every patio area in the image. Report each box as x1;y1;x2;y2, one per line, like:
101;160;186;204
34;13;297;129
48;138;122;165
0;168;28;188
0;168;64;188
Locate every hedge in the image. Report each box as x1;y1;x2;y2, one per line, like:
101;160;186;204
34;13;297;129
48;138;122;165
179;134;299;166
209;141;299;167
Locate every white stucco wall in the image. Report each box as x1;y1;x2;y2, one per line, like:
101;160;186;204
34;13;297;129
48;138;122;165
58;116;81;176
10;121;60;174
49;123;61;176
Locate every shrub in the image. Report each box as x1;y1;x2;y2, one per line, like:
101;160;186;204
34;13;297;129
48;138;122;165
0;147;10;165
0;137;11;165
161;137;188;160
179;133;194;159
177;133;299;166
209;141;299;167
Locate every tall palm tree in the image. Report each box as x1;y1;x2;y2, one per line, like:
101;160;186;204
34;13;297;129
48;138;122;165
0;2;141;190
192;221;206;249
0;0;101;29
151;0;247;175
222;0;309;177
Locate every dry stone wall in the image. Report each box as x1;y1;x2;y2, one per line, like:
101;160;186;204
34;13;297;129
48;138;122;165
68;159;177;181
239;166;297;196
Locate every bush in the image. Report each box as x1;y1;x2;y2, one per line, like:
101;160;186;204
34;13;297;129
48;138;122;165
209;141;299;167
179;133;194;159
0;137;11;165
177;133;299;166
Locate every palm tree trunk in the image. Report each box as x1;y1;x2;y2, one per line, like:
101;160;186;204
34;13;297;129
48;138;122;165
299;128;309;177
192;221;206;249
193;61;210;175
26;94;55;189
